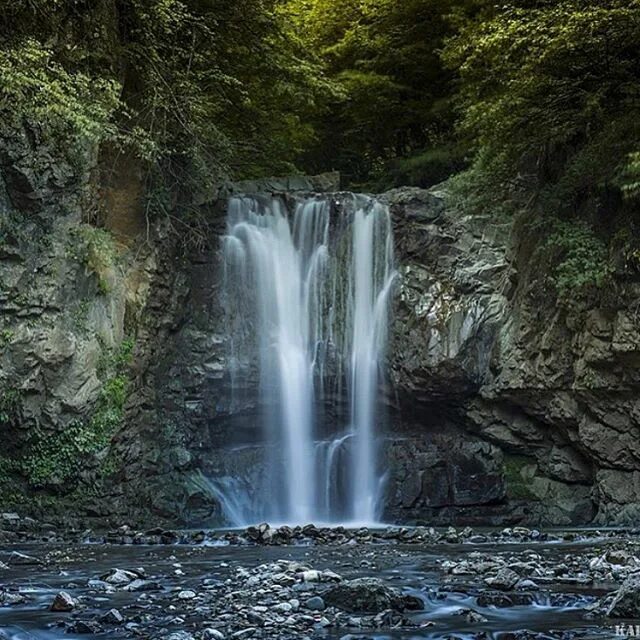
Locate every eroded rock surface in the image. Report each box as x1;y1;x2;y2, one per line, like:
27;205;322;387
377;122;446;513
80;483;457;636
382;186;640;525
2;141;640;526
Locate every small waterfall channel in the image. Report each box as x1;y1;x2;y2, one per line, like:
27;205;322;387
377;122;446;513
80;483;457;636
214;193;396;525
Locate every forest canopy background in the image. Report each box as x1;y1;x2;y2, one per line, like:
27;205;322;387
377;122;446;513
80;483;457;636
2;0;640;272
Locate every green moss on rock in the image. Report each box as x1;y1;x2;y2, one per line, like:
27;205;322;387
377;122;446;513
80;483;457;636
19;338;134;489
503;455;538;501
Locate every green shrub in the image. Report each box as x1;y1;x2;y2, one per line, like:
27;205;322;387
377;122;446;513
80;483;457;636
503;455;537;501
0;39;119;165
0;388;20;426
0;329;14;351
384;145;465;190
21;337;134;488
542;219;612;299
67;226;119;295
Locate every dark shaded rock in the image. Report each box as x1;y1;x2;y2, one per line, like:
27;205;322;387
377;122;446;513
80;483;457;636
323;578;413;614
304;596;325;611
100;608;124;624
67;620;102;634
124;578;162;592
607;573;640;618
484;568;520;591
164;632;195;640
100;568;139;585
50;591;75;612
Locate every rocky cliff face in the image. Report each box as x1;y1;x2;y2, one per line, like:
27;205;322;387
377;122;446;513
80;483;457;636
0;122;163;520
114;184;640;527
2;140;639;527
384;187;640;525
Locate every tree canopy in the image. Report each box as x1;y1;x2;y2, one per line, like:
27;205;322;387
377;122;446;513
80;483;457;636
2;0;640;246
444;0;640;210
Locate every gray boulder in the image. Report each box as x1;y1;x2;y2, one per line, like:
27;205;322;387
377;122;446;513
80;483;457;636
323;577;421;613
607;573;640;618
50;591;75;612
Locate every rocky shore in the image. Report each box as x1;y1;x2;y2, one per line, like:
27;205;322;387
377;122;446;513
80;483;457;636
1;520;640;639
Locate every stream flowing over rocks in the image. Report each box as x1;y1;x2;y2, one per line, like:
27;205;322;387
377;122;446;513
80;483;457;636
1;520;640;639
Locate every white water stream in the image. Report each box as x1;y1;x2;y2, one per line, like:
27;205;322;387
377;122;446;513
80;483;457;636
217;194;395;525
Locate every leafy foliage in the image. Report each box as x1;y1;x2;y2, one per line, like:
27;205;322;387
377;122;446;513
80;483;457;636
0;388;21;427
623;152;640;199
284;0;466;187
1;0;328;212
0;39;119;161
68;226;120;294
21;339;134;488
3;0;639;294
542;220;612;299
443;0;640;209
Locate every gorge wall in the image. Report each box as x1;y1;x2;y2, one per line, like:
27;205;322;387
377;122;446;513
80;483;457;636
1;132;639;527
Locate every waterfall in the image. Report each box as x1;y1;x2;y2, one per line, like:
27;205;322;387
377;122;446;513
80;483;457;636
219;194;395;525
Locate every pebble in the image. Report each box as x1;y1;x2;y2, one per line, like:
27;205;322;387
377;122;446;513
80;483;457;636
304;596;325;611
102;568;138;585
100;608;124;624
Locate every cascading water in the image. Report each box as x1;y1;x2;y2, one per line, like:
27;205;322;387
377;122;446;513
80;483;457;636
218;193;395;525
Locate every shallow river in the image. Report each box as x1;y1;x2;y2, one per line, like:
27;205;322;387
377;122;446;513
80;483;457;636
0;533;628;639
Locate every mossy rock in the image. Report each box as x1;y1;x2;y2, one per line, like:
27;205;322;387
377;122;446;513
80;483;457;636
503;455;539;501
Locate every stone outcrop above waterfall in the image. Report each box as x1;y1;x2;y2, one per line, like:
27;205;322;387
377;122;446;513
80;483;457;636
383;185;640;525
227;172;341;196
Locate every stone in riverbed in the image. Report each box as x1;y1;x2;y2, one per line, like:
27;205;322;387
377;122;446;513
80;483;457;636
101;568;139;585
100;608;124;624
68;621;102;634
50;591;75;612
304;596;325;611
202;631;225;640
300;568;342;583
464;609;488;623
164;632;195;640
516;579;539;590
484;568;520;590
245;610;265;626
323;577;417;614
2;591;26;605
607;573;640;618
124;578;162;592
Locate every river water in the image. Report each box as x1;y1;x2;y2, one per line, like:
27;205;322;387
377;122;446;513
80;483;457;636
0;532;622;639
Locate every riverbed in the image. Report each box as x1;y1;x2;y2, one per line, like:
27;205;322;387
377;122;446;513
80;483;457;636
0;527;636;639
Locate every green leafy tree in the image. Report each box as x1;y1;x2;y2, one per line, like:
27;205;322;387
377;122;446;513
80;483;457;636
285;0;467;188
444;0;640;211
0;0;328;215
